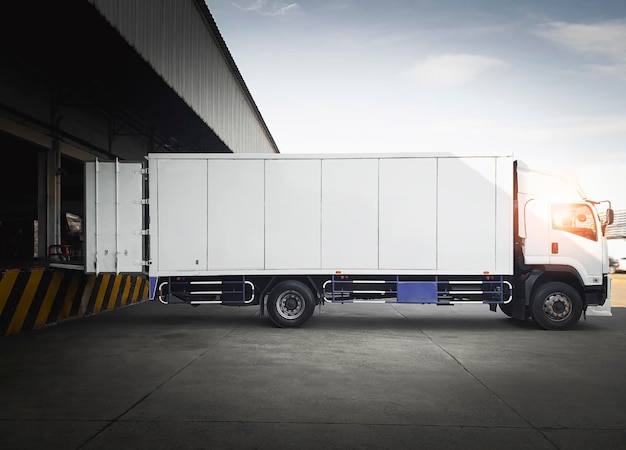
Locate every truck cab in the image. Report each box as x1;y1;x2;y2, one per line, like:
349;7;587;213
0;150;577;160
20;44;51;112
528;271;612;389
515;161;612;328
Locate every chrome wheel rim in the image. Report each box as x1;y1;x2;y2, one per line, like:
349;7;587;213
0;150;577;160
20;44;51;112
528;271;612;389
276;290;305;320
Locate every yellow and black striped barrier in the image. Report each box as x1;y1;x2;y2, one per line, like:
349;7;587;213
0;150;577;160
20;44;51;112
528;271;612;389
0;268;149;336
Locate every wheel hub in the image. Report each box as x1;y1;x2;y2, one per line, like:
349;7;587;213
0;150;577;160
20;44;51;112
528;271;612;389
277;290;304;319
285;298;298;310
543;293;571;321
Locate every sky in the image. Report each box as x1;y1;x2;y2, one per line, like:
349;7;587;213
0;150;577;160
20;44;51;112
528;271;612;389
206;0;626;209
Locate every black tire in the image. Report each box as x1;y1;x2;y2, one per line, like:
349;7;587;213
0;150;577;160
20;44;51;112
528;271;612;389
531;282;583;330
266;280;316;328
499;302;514;318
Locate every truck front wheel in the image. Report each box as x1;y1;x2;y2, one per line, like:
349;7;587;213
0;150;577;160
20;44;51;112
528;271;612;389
267;280;316;328
531;282;583;330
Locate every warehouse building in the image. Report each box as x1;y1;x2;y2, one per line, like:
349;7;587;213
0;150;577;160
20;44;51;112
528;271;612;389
0;0;278;335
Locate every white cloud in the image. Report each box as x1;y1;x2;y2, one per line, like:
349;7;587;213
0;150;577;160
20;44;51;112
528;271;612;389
232;0;300;16
409;53;506;87
533;20;626;81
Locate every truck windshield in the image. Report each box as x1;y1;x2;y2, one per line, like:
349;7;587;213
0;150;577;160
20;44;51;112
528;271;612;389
551;203;597;241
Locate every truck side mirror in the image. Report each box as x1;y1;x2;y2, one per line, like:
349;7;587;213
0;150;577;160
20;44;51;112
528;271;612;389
606;208;615;226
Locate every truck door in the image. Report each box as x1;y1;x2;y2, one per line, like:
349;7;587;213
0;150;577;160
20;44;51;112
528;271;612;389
85;160;145;274
549;203;604;283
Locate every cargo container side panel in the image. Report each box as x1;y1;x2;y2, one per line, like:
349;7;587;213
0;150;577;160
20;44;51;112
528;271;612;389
437;158;496;272
321;159;379;269
207;159;265;270
96;163;117;273
379;158;437;269
265;160;321;270
148;158;159;279
495;157;514;274
117;163;144;273
157;159;208;272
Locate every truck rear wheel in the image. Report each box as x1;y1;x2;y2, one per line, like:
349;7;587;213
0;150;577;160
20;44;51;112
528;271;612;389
499;302;514;317
531;282;583;330
267;280;316;328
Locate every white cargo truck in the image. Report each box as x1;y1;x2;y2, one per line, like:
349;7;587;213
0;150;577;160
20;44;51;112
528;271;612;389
85;153;613;330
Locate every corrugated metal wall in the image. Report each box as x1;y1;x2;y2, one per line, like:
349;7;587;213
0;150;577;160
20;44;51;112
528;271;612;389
89;0;278;154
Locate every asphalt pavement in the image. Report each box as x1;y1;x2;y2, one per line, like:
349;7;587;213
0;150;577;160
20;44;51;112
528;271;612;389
1;282;626;450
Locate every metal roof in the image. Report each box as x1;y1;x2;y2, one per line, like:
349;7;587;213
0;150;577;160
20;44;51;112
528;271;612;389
0;0;279;157
90;0;280;154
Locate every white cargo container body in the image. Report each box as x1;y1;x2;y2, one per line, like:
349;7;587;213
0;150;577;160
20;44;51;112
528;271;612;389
147;153;513;276
85;152;613;330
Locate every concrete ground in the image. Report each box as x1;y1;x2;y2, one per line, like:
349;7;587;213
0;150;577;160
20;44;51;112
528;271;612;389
2;278;626;450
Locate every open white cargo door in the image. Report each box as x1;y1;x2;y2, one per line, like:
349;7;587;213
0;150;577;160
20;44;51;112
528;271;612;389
85;160;145;274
